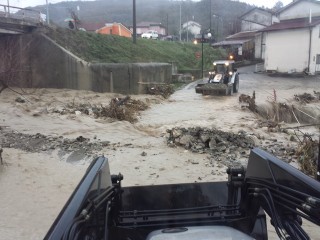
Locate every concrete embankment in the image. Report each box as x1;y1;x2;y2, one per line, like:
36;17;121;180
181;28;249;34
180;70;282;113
0;32;172;94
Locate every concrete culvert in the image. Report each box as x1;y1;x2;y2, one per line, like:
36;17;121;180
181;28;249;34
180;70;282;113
256;103;320;124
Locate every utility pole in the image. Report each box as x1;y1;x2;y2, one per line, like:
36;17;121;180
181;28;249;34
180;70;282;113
7;0;10;16
210;0;212;34
133;0;136;44
46;0;49;25
179;1;181;41
166;13;168;36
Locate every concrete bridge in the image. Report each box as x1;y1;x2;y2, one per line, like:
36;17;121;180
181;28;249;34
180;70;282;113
0;4;41;35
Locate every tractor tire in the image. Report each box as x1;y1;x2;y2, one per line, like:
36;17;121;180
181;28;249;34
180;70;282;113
233;75;239;93
228;86;233;95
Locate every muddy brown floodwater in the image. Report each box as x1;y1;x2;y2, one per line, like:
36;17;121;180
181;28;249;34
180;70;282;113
0;66;319;239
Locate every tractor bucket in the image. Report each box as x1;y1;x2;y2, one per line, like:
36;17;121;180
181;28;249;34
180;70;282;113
196;83;233;96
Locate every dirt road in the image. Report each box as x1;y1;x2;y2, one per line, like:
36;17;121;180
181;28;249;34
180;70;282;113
0;67;319;239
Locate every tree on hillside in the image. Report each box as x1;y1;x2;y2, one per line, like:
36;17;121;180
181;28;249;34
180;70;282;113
38;0;252;38
272;1;284;11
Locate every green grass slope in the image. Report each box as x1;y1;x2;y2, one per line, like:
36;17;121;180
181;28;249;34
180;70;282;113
45;27;226;71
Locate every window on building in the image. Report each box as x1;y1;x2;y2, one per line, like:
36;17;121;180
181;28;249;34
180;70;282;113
316;54;320;72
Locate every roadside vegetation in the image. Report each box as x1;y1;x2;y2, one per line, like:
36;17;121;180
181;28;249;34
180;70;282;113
45;26;226;71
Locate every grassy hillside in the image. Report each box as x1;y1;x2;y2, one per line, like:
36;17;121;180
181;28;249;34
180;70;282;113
45;27;226;71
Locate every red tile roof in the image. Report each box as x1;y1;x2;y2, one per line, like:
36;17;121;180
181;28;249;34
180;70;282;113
79;22;105;31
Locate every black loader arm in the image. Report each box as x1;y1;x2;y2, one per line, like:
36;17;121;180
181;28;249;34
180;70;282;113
44;157;122;240
242;148;320;240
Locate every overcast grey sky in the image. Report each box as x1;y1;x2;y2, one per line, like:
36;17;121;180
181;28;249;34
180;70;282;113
1;0;293;9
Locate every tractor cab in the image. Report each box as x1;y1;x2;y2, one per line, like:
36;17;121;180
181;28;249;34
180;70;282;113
208;60;236;84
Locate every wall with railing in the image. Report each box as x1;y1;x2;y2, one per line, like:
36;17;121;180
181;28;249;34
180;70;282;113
0;4;42;23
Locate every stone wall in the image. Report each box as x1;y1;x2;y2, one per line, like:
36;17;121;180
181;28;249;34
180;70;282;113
0;32;172;94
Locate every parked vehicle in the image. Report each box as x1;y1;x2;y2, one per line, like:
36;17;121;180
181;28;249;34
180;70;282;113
195;60;239;95
161;35;179;41
45;148;320;240
141;30;158;39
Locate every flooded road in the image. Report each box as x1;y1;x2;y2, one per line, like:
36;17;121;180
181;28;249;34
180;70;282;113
0;66;319;240
139;65;320;131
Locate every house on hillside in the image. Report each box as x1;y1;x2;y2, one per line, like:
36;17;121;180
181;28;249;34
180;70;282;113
129;22;166;36
212;7;276;60
240;7;277;31
96;23;132;38
182;21;201;35
261;0;320;74
79;22;105;32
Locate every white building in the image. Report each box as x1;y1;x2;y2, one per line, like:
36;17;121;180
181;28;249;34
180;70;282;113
213;8;275;60
182;21;201;35
262;0;320;74
240;7;276;31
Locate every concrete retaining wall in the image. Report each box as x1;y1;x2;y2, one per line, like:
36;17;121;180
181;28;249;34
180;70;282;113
0;32;172;94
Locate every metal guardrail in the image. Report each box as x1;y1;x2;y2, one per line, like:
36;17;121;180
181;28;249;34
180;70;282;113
0;4;42;24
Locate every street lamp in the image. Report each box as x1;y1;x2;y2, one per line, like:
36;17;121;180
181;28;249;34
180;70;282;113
194;32;212;79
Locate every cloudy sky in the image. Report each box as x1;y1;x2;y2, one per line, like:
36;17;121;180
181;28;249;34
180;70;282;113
1;0;293;9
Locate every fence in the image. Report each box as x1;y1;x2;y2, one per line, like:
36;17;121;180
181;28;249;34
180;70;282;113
0;4;42;23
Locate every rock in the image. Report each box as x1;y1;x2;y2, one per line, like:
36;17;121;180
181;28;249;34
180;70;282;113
75;110;81;115
172;129;183;138
76;136;88;142
249;135;259;146
190;160;199;164
178;135;194;146
141;151;147;156
200;133;210;143
15;97;25;103
218;145;227;152
208;139;216;149
195;143;205;149
214;135;224;143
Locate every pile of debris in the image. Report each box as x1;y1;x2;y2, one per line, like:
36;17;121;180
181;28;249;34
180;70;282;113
166;127;256;166
166;127;300;167
294;91;320;103
58;96;149;123
146;84;174;99
239;92;256;112
0;128;111;162
296;134;319;178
